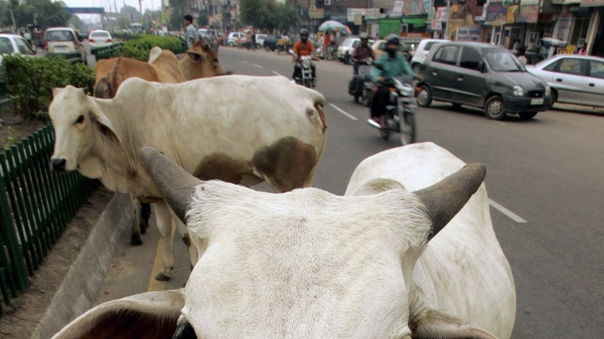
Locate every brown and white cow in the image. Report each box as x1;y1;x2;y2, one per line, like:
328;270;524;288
49;75;327;280
93;40;225;99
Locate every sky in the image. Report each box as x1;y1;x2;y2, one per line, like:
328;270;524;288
62;0;160;14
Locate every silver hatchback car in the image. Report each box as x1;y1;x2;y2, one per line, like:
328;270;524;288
526;54;604;108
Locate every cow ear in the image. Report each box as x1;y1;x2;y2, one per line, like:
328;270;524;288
410;309;496;339
89;103;122;145
53;290;184;339
52;87;62;97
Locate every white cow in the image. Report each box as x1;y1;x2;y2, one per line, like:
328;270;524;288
52;143;515;338
49;75;327;280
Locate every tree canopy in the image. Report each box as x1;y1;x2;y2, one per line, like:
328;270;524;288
240;0;299;32
2;0;71;29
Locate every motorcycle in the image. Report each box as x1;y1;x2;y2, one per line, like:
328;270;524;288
367;75;418;145
289;49;316;88
349;59;374;106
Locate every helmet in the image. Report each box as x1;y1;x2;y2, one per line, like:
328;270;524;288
385;34;400;46
300;29;309;37
360;33;369;40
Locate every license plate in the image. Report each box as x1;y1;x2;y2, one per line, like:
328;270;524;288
530;98;544;105
55;47;68;52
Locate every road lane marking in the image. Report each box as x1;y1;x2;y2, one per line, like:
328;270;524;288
271;71;284;76
254;64;263;69
489;199;527;223
329;103;358;120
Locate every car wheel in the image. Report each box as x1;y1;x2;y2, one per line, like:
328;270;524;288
484;96;506;120
519;112;537;120
416;85;432;107
549;90;557;109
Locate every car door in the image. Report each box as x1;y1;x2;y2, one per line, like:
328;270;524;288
543;57;586;105
584;59;604;107
454;46;487;106
426;44;461;101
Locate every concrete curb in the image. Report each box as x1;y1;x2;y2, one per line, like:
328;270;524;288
31;193;132;339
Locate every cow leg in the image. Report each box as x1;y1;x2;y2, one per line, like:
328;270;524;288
140;202;151;234
173;214;199;271
153;201;175;281
130;195;143;246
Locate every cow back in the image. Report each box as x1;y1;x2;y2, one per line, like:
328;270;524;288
94;57;160;98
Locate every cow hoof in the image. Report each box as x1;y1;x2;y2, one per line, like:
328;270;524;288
130;234;143;246
155;273;172;281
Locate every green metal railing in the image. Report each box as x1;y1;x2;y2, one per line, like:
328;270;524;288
91;43;124;61
0;124;99;315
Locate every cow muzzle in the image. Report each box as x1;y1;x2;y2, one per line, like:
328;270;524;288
50;158;67;172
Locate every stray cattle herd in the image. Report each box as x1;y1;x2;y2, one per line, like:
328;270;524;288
47;39;516;338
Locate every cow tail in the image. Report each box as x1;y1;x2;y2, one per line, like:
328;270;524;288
94;78;113;98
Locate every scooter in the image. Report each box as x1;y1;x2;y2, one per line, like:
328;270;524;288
349;59;373;106
289;49;316;88
367;76;418;145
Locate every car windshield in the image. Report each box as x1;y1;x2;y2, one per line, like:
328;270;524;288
91;32;110;38
484;48;523;72
0;37;14;54
46;30;75;41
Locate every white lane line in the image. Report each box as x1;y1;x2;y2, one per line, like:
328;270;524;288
489;199;527;223
254;64;263;69
272;71;284;76
329;103;358;121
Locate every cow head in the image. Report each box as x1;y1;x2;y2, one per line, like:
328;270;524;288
179;40;225;80
49;86;121;174
53;147;492;339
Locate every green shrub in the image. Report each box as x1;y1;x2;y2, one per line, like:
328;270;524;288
2;55;95;120
116;35;187;61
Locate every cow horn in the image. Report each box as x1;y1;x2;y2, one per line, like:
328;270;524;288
414;163;486;239
140;147;202;223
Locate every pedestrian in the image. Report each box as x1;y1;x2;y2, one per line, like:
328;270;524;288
183;14;200;48
577;42;587;55
516;46;527;66
323;30;331;59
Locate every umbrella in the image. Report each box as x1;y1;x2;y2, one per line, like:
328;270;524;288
318;20;352;33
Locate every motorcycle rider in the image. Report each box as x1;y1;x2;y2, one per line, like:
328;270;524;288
349;33;376;95
370;34;419;129
292;29;318;81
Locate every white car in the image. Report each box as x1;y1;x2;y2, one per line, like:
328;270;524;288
227;32;246;46
0;33;35;65
410;39;448;72
526;54;604;108
255;34;267;47
337;37;375;64
88;30;112;48
44;27;86;63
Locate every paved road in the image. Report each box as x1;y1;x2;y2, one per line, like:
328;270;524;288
96;47;604;338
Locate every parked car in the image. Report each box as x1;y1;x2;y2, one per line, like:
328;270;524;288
0;33;36;66
263;34;280;51
44;27;86;63
255;33;267;47
227;32;246;46
526;54;604;108
416;41;550;120
410;38;448;72
87;30;112;49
